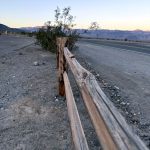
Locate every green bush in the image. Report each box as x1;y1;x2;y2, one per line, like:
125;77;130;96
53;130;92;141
36;7;79;53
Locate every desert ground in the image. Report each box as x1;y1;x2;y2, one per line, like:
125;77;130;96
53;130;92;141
0;35;150;149
0;35;101;150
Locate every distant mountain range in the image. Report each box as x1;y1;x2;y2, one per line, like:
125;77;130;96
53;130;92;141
1;23;150;41
0;24;23;33
19;26;42;32
0;23;42;33
76;29;150;41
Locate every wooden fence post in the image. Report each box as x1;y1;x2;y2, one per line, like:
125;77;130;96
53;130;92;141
56;37;67;96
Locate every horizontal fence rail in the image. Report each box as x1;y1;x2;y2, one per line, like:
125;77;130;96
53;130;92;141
56;37;148;150
63;72;89;150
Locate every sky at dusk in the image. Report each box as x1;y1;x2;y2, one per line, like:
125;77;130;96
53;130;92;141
0;0;150;31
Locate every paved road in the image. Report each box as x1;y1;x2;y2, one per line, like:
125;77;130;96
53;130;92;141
77;39;150;125
80;38;150;55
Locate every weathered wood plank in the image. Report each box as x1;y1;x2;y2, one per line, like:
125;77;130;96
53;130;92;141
63;72;89;150
64;47;148;150
56;37;67;96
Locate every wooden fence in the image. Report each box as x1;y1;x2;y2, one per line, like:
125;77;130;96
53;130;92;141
56;37;148;150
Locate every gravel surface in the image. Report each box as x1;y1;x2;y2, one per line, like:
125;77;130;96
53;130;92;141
0;35;102;150
1;35;149;149
0;35;72;150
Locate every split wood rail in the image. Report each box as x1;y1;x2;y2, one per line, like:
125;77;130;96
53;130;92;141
56;37;148;150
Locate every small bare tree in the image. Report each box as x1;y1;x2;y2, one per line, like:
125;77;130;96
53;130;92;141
89;22;100;39
54;7;75;34
36;6;79;52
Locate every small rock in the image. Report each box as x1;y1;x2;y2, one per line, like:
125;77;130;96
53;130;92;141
33;61;39;66
103;82;108;86
125;111;129;115
133;113;136;116
114;86;119;90
121;102;126;105
127;103;130;105
138;112;141;115
55;99;59;102
96;74;100;77
117;99;120;102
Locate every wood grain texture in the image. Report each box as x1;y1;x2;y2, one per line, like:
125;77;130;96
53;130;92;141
63;72;89;150
64;47;148;150
56;37;67;96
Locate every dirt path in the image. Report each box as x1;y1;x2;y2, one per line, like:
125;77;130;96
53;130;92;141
0;41;72;149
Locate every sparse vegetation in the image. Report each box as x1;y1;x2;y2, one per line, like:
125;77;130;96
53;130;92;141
89;22;100;38
36;7;79;53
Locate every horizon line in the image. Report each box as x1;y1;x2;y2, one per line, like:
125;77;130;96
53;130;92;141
1;23;150;32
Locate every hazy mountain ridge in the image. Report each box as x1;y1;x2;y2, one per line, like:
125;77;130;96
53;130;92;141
77;29;150;41
22;26;150;41
19;26;42;32
0;24;23;33
1;23;150;41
